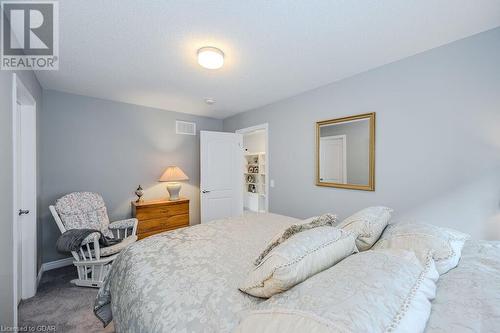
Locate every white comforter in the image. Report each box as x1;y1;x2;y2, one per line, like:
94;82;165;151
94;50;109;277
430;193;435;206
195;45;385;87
427;240;500;332
95;213;500;333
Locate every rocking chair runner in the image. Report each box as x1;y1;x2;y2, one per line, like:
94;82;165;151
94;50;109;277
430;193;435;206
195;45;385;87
50;192;138;288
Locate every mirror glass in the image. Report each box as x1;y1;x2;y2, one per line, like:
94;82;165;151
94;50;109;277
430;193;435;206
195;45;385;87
316;113;375;191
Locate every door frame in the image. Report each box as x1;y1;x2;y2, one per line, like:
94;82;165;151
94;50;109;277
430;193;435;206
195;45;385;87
12;73;37;325
319;134;347;183
236;123;269;212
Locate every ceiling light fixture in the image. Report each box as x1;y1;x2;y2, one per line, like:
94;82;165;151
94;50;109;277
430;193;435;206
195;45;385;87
204;98;216;105
197;47;224;69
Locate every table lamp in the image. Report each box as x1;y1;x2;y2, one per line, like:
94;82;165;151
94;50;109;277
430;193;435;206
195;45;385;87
159;166;189;201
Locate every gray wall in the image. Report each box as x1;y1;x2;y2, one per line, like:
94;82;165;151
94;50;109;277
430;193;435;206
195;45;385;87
0;71;42;325
320;120;370;184
40;90;222;263
224;27;500;240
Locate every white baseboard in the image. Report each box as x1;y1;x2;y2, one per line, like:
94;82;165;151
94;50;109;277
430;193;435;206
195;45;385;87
36;268;43;287
36;257;73;287
41;257;74;272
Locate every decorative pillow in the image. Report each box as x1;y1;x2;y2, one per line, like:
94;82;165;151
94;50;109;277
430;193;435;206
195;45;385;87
254;213;337;266
240;226;356;298
55;192;112;237
235;249;439;333
373;222;470;275
336;206;393;251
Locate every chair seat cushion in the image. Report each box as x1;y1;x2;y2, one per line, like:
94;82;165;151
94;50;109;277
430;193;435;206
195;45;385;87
100;235;137;257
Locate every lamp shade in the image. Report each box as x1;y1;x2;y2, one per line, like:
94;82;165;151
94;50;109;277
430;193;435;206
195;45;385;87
159;166;189;182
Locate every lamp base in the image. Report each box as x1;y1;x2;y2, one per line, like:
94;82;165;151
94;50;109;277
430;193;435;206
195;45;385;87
166;182;182;201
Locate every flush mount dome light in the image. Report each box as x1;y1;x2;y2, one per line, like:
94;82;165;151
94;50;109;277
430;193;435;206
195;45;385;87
197;47;224;69
204;98;216;105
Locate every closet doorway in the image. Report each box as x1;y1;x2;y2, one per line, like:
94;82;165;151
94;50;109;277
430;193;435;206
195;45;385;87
236;124;269;213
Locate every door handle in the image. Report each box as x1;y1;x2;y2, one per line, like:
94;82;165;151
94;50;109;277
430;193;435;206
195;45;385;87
201;190;211;194
18;209;30;216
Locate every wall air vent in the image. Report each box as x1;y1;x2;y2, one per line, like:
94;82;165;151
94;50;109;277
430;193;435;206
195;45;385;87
176;120;196;135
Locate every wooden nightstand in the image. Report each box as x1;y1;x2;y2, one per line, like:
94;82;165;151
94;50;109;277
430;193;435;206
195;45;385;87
132;198;189;239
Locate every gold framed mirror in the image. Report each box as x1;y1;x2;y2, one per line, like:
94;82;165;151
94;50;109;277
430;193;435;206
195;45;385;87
316;112;375;191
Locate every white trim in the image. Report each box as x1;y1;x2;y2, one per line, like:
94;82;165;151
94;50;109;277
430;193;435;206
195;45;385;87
36;268;43;287
320;134;347;183
35;257;74;287
236;123;269;212
41;257;74;272
11;73;18;327
11;74;17;327
12;73;37;327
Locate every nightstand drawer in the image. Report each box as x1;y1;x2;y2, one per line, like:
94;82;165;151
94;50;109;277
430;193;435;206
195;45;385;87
135;202;188;220
136;217;165;234
165;213;189;228
137;214;189;234
137;223;188;240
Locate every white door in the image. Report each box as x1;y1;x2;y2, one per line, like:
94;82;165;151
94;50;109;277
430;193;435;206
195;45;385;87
319;135;347;183
200;131;244;223
15;102;23;304
13;76;37;308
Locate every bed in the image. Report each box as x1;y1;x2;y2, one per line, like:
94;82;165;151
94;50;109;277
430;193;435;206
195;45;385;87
95;212;500;332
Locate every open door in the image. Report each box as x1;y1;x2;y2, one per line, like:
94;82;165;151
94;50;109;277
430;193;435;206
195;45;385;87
200;131;244;223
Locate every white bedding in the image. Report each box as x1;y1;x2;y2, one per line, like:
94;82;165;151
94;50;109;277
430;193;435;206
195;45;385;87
426;240;500;332
236;249;439;333
95;213;500;333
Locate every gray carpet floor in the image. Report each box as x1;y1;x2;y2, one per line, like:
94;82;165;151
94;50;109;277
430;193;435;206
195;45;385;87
19;266;115;333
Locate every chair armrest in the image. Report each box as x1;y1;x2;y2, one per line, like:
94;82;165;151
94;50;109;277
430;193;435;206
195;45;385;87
109;218;138;230
80;232;103;260
81;232;101;246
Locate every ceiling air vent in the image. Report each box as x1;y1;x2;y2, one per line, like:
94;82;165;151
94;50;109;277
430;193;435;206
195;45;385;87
176;120;196;135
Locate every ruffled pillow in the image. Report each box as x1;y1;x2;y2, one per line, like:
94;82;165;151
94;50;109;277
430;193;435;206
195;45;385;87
240;226;356;298
373;222;470;274
254;214;337;266
336;206;393;251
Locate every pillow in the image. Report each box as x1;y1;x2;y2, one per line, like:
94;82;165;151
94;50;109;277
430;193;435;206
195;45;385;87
372;222;470;274
235;249;439;333
254;213;337;266
240;226;356;298
336;206;393;251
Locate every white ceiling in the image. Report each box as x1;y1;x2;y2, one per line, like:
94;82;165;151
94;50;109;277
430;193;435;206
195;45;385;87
36;0;500;119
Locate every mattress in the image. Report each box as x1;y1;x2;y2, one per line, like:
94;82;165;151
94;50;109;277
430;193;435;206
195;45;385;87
95;212;500;332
